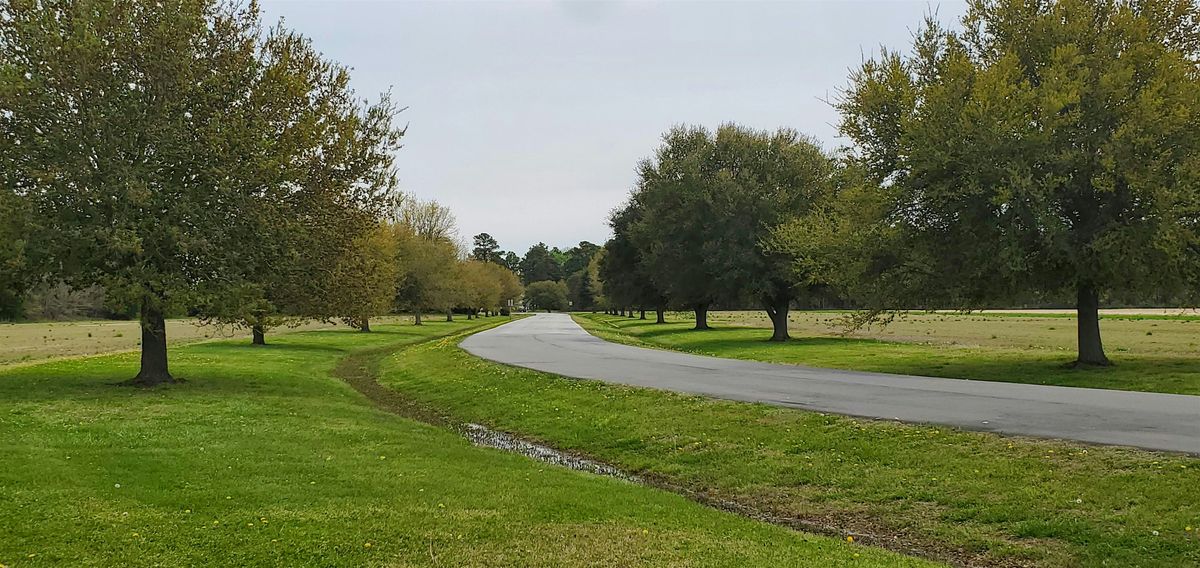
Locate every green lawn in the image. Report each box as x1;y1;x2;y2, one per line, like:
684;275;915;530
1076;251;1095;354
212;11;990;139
574;312;1200;395
0;316;387;367
379;323;1200;567
0;317;926;567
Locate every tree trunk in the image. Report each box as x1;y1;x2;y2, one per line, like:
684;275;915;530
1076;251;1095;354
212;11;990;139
639;309;646;320
360;318;371;332
446;311;453;322
131;302;173;386
656;306;665;324
252;324;266;345
414;311;423;326
1075;283;1109;366
693;303;710;330
764;295;790;342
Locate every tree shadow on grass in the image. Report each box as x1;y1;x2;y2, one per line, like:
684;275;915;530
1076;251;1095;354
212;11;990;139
0;335;383;402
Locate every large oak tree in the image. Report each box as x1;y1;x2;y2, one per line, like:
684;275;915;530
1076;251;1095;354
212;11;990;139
1;0;399;383
629;124;834;338
829;0;1200;365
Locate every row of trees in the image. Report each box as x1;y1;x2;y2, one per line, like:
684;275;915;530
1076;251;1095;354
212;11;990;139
237;197;523;343
599;0;1200;367
0;0;523;384
470;234;601;310
600;125;833;339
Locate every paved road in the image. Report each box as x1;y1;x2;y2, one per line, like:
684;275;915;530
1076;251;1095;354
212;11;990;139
461;313;1200;454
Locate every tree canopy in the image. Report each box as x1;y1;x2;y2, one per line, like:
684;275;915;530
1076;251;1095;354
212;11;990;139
776;0;1200;364
616;124;834;337
525;280;569;312
519;242;563;284
471;233;502;263
0;0;401;383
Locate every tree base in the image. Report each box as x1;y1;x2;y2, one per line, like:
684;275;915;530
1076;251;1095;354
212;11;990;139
119;373;180;388
1067;359;1112;369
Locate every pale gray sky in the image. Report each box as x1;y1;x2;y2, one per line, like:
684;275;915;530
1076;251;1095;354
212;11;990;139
260;0;967;255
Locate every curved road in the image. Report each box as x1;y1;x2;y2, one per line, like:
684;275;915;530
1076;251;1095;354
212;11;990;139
461;313;1200;454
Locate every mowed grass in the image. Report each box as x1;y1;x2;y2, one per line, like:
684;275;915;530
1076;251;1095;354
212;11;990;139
379;326;1200;567
0;316;389;367
574;311;1200;395
0;318;927;567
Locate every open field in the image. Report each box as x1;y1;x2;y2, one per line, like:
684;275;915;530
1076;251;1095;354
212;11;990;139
0;318;922;567
575;311;1200;395
0;316;414;368
380;324;1200;567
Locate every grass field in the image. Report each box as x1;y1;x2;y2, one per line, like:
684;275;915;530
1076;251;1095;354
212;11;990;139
0;317;925;567
379;325;1200;567
0;317;405;367
574;311;1200;395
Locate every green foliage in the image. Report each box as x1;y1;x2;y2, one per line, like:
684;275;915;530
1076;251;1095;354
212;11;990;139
562;241;600;276
498;251;521;273
394;224;461;319
456;260;501;314
612;123;835;336
470;232;501;263
599;204;664;311
328;224;399;330
558;241;601;310
0;188;31;319
518;242;563;284
0;0;401;376
489;262;524;311
792;0;1200;363
524;280;569;311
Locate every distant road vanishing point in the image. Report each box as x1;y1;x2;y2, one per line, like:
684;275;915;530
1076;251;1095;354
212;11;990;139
461;313;1200;454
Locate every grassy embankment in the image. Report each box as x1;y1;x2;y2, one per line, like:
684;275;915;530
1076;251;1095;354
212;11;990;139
379;321;1200;568
0;317;922;567
574;311;1200;395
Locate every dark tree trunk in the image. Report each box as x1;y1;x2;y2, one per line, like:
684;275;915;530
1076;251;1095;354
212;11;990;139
446;311;453;322
639;309;646;320
764;295;791;342
693;303;710;330
360;318;371;332
1075;283;1109;366
656;306;666;324
252;324;266;345
414;311;423;326
131;302;173;386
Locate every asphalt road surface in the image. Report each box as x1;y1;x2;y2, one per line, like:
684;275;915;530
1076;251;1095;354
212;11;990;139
461;313;1200;454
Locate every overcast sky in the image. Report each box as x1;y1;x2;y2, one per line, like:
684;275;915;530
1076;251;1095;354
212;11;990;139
260;0;967;255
